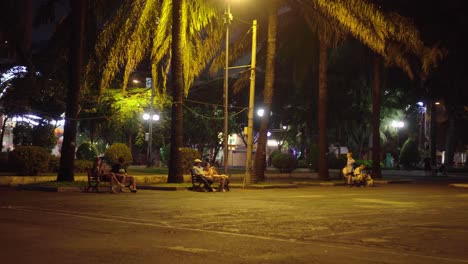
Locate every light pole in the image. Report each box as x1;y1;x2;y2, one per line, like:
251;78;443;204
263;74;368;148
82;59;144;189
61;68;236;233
142;77;159;167
244;20;257;187
223;0;233;175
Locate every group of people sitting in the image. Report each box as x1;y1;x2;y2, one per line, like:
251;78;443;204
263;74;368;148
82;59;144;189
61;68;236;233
92;157;137;193
192;158;229;192
342;152;374;187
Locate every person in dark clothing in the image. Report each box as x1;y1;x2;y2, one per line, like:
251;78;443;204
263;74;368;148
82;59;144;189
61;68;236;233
112;157;137;193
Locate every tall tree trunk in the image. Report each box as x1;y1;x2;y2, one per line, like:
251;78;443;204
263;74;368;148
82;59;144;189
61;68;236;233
0;116;8;151
168;0;184;183
429;100;437;167
444;105;456;167
57;0;86;181
372;55;382;179
253;2;277;182
317;39;329;180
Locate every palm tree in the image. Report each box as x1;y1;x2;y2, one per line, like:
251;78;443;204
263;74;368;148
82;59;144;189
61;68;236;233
57;0;87;182
253;1;278;182
92;0;225;183
298;0;441;180
168;0;184;183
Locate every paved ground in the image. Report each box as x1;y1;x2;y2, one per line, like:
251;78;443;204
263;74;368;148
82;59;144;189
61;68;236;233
1;179;468;264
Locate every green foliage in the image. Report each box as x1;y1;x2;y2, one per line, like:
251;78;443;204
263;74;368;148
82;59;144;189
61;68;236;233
179;147;201;174
31;124;57;151
399;137;420;168
9;146;50;176
272;153;297;173
48;155;60;173
104;143;133;166
306;144;319;170
76;142;98;161
297;159;309;168
74;159;94;173
12;122;33;146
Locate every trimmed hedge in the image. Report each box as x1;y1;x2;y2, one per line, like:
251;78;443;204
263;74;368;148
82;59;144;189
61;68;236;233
104;143;133;166
76;142;98;161
9;146;50;176
272;153;297;173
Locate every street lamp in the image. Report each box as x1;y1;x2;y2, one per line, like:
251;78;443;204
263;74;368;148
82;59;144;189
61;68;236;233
143;77;157;167
223;0;233;175
143;112;159;167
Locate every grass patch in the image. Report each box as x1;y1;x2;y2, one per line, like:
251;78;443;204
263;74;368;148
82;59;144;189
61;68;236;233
24;181;92;188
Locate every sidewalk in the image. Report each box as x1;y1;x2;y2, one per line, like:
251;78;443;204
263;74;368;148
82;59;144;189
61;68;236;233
4;168;468;192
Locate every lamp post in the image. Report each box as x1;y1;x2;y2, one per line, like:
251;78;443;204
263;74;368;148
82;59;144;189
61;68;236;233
243;19;257;187
142;77;159;167
223;0;233;175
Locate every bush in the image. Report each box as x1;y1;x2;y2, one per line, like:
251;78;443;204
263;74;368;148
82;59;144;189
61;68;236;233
104;143;133;166
272;153;297;173
399;137;420;168
0;152;13;172
180;147;201;173
48;155;60;173
74;159;93;173
306;144;319;170
31;124;57;151
76;142;98;161
9;146;50;176
296;159;309;168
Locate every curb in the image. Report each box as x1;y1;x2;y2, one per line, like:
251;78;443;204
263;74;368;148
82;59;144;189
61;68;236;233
449;184;468;189
139;186;189;191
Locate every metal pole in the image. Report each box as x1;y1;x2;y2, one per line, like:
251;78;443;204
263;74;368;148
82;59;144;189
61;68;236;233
223;1;232;175
147;83;154;167
244;20;257;187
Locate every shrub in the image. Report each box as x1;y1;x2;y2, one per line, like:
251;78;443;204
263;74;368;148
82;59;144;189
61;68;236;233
272;153;297;173
180;147;201;173
306;144;319;170
74;159;93;172
48;155;60;173
104;143;133;166
9;146;50;176
399;137;420;168
76;142;98;161
31;124;57;151
296;159;309;168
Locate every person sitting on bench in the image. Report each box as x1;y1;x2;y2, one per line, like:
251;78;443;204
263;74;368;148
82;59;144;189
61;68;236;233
204;161;229;192
353;165;373;187
192;159;217;192
112;157;137;193
92;157;123;193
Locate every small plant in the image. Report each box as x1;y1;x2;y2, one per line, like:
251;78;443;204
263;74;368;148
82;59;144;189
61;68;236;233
272;153;297;173
104;143;133;166
76;142;98;161
9;146;50;176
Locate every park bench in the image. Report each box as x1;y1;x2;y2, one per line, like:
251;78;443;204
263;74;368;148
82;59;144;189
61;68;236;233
189;168;230;192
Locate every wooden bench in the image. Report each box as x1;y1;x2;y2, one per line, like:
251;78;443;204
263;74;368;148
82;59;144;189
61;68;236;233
189;168;230;192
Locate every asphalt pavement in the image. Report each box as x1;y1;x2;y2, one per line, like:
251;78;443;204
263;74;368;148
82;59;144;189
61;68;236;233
1;177;468;264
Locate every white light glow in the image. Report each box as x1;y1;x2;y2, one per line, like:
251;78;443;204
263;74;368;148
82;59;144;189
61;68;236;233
391;120;404;128
257;109;264;117
143;113;150;120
